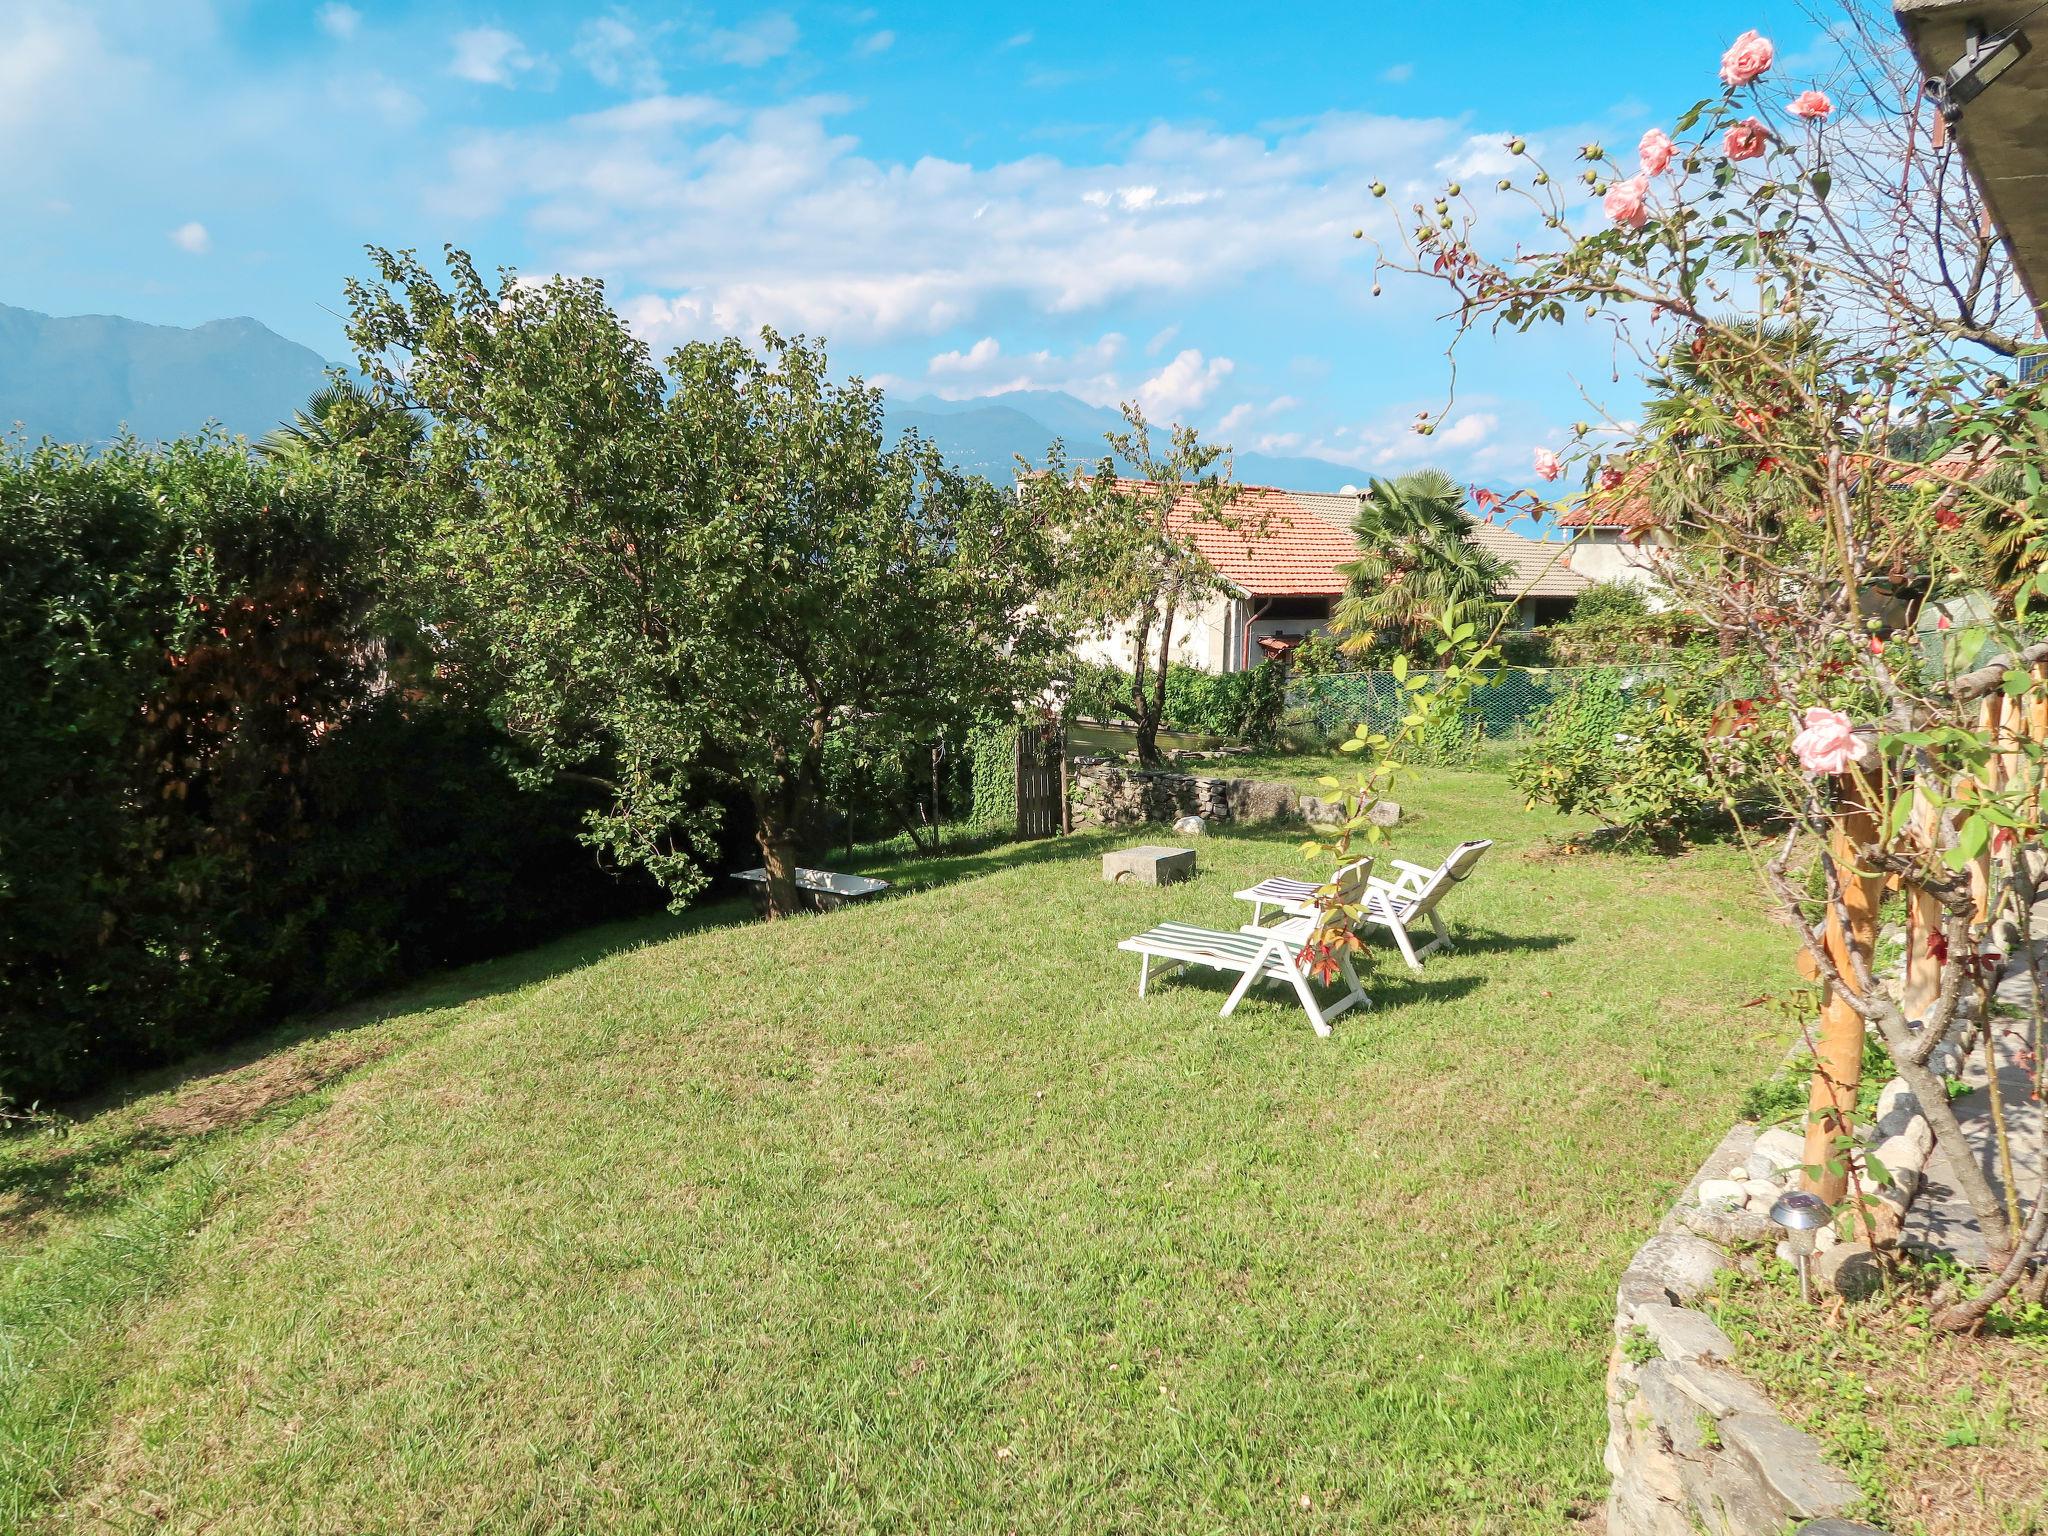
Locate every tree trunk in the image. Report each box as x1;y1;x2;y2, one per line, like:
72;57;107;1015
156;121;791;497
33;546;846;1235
1133;589;1179;770
752;794;805;920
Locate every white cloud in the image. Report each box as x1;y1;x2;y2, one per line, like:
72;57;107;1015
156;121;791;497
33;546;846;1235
858;29;894;56
1145;324;1179;356
1002;30;1033;48
169;220;211;254
317;4;361;41
703;12;797;67
450;26;537;86
876;333;1128;405
1137;349;1233;419
432;97;1550;345
575;17;664;93
1380;62;1413;84
929;336;1003;375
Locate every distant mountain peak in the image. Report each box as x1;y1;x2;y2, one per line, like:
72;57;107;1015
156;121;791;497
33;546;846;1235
0;302;332;446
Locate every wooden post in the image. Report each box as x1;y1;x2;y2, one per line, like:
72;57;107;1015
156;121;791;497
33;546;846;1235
1802;772;1885;1205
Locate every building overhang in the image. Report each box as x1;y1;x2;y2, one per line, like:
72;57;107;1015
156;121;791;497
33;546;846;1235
1896;0;2048;317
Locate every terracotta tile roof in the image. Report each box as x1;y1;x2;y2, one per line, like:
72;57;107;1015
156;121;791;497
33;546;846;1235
1088;478;1358;597
1292;486;1588;599
1464;519;1591;598
1556;464;1660;529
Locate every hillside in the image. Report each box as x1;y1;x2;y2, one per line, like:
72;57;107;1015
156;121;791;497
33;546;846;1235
0;303;331;447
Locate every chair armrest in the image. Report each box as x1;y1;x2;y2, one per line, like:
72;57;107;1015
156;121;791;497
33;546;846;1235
1390;860;1436;881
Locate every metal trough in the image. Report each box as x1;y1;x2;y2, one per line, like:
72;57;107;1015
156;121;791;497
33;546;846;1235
730;866;892;915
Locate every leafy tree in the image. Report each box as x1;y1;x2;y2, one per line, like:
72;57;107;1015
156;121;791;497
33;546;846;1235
1332;469;1510;658
343;248;1061;919
1033;406;1249;767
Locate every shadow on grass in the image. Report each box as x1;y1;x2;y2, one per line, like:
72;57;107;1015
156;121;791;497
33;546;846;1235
3;829;1139;1236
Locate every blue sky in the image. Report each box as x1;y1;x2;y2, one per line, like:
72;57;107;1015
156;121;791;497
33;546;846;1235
4;0;1846;484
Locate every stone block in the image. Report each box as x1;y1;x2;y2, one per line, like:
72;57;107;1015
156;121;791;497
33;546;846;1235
1366;798;1401;827
1102;845;1196;885
1669;1360;1774;1420
1679;1203;1780;1248
1750;1127;1806;1173
1721;1412;1861;1520
1171;815;1206;837
1628;1232;1729;1305
1635;1302;1736;1364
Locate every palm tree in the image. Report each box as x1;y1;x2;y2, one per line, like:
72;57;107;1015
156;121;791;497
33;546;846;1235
257;379;422;466
1332;469;1511;658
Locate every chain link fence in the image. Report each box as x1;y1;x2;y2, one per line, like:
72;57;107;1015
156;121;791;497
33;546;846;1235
1289;665;1682;741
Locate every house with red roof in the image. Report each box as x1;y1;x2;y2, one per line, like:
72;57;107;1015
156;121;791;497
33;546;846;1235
1073;479;1591;675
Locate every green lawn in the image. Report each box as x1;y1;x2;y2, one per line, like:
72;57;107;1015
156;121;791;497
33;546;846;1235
3;763;1793;1534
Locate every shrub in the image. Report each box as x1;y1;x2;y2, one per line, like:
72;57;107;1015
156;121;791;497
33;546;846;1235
1061;659;1287;746
0;437;654;1106
1510;664;1764;843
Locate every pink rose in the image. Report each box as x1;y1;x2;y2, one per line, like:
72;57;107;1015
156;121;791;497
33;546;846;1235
1791;706;1857;775
1719;29;1774;87
1723;118;1769;162
1638;128;1675;175
1602;173;1651;229
1789;89;1833;119
1533;448;1562;482
1936;612;1953;631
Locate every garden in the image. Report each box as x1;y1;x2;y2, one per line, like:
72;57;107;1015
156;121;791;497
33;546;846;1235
3;764;1793;1534
6;7;2048;1534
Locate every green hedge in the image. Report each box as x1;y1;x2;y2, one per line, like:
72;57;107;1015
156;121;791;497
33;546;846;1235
0;438;652;1106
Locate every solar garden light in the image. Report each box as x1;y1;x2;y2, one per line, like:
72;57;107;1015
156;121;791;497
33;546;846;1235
1769;1191;1834;1304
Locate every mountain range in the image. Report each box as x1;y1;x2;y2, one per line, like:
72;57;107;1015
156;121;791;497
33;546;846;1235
0;303;333;447
0;303;1372;492
882;389;1371;490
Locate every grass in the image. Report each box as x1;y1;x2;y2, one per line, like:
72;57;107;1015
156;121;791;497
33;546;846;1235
1710;1259;2048;1536
2;762;1795;1534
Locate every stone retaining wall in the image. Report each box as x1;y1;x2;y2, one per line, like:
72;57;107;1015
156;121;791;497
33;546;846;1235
1603;1057;1943;1536
1068;761;1300;829
1068;760;1392;831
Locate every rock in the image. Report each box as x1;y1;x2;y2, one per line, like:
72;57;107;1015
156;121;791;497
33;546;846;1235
1795;1520;1894;1535
1673;1454;1784;1533
1633;1302;1736;1363
1873;1077;1920;1137
1170;814;1206;837
1616;1268;1677;1322
1241;780;1299;822
1870;1117;1933;1180
1365;799;1401;827
1632;1360;1710;1451
1678;1203;1779;1247
1300;795;1345;827
1627;1233;1728;1304
1813;1224;1841;1252
1669;1359;1773;1418
1751;1127;1806;1173
1695;1178;1747;1209
1741;1178;1785;1210
1720;1412;1861;1519
1101;845;1196;885
1815;1240;1884;1301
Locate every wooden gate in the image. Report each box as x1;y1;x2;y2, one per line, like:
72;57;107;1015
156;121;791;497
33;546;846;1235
1015;725;1067;838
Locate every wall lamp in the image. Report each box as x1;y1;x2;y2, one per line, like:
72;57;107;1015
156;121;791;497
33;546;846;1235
1929;21;2032;120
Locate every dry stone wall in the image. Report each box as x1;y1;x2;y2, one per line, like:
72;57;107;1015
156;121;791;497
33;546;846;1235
1068;761;1300;829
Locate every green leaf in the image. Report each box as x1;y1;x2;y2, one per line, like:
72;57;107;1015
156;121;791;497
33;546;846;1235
1809;168;1831;202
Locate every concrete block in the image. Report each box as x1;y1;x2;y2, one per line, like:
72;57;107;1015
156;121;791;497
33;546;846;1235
1102;845;1196;885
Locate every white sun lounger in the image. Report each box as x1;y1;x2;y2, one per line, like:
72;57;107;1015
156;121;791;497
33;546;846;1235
1116;921;1370;1038
1235;839;1492;973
